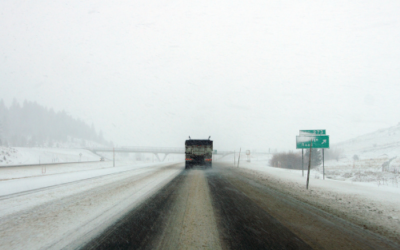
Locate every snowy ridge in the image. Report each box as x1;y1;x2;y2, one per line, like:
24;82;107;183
334;123;400;159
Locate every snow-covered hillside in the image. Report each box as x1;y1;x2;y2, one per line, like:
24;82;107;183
334;123;400;159
0;146;101;166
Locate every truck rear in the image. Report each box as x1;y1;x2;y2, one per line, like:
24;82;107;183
185;139;213;169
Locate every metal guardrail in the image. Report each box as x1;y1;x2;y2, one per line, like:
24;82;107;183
87;147;273;156
87;147;236;155
0;160;101;168
88;147;185;154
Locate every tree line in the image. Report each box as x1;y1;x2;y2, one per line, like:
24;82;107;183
270;148;343;169
0;99;112;147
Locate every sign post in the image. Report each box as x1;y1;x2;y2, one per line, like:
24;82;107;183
246;150;251;162
323;149;325;180
306;141;312;190
302;149;304;177
297;129;330;188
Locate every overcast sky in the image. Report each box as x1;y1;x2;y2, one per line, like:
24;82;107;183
1;0;400;151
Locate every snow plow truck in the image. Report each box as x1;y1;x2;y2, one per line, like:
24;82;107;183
185;137;213;169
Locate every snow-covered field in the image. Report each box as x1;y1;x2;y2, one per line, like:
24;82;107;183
321;124;400;187
322;157;400;186
0;159;183;249
236;158;400;203
0;146;102;166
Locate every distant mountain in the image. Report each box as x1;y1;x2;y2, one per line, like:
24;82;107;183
0;99;112;147
334;123;400;158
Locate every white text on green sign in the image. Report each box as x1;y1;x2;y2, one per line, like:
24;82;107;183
299;130;326;135
296;135;329;149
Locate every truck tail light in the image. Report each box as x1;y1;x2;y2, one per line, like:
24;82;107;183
185;158;193;161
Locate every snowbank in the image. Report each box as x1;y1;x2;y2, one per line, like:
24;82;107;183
238;161;400;202
0;146;101;166
0;161;183;250
0;161;176;196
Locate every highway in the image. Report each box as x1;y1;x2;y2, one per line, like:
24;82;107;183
81;162;399;250
0;161;398;249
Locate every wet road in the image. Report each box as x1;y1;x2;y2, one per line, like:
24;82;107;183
81;163;399;250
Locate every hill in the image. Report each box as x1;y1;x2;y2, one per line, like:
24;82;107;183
0;99;112;148
334;123;400;159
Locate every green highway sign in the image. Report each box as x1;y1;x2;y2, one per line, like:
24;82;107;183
300;130;326;135
296;135;330;149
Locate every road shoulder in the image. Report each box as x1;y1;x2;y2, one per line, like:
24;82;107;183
220;163;400;249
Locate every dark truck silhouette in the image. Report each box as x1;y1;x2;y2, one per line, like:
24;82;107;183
185;138;213;169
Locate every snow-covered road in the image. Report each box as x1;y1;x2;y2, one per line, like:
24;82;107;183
0;161;183;250
82;163;399;250
234;160;400;245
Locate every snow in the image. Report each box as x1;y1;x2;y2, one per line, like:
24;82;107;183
0;161;174;196
215;124;400;242
0;146;101;166
238;160;400;202
334;123;400;159
224;152;400;205
0;159;183;250
296;136;314;143
223;155;400;243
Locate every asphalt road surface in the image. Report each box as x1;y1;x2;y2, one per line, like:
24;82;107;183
82;163;399;250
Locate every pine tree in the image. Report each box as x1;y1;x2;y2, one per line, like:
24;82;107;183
0;98;112;147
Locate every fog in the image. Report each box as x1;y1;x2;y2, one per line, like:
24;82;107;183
1;0;400;151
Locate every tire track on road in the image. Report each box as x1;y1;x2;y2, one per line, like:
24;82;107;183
212;163;400;249
82;169;223;250
206;168;311;250
81;170;186;250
